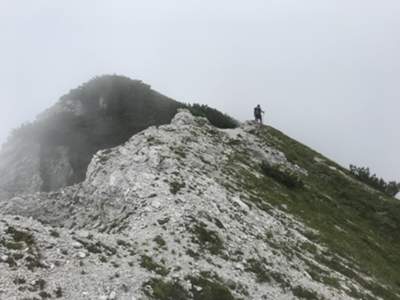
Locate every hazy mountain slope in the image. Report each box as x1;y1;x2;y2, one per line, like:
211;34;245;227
1;110;399;300
0;75;237;200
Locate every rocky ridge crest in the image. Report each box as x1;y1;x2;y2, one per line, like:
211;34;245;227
0;110;383;299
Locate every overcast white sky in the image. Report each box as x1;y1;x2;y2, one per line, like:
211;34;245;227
0;0;399;180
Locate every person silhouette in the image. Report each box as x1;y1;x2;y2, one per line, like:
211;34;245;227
254;104;265;124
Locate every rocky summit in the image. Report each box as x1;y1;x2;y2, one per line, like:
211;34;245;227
0;75;236;201
1;110;400;300
0;76;183;200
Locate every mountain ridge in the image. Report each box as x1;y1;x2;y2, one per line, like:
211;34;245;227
0;75;237;201
1;109;399;299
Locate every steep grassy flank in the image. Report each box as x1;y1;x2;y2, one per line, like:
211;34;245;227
225;125;400;299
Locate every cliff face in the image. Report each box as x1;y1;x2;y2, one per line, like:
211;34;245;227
1;110;399;300
0;76;185;200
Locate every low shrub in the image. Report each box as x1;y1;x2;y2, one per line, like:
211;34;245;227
186;103;239;129
189;275;237;300
261;161;303;189
349;164;400;197
144;278;188;300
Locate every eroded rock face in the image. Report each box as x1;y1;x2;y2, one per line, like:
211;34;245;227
0;111;378;300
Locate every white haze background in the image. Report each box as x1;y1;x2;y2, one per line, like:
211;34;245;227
0;0;399;180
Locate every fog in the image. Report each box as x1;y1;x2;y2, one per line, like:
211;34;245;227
0;0;399;180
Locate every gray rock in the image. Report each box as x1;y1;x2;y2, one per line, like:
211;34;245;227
0;111;376;300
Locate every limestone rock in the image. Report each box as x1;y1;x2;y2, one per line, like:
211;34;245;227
0;110;393;300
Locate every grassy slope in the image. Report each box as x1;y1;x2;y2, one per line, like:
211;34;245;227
226;125;400;299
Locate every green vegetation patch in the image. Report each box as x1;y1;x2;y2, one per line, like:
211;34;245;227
223;125;400;299
169;181;186;195
153;235;167;248
291;286;320;300
188;275;239;300
3;241;25;250
245;258;271;283
49;230;60;238
190;222;224;255
245;258;290;288
0;226;45;271
260;161;303;189
140;255;169;276
72;237;117;256
54;287;63;298
187;103;239;129
143;278;188;300
6;227;35;246
174;147;187;159
349;164;400;197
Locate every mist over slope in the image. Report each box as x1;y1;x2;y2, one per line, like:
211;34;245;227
0;75;237;200
0;110;399;299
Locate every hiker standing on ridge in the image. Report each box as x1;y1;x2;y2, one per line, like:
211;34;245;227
254;104;265;124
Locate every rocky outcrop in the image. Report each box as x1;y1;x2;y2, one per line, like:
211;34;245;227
0;76;184;200
0;110;387;300
0;76;239;202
